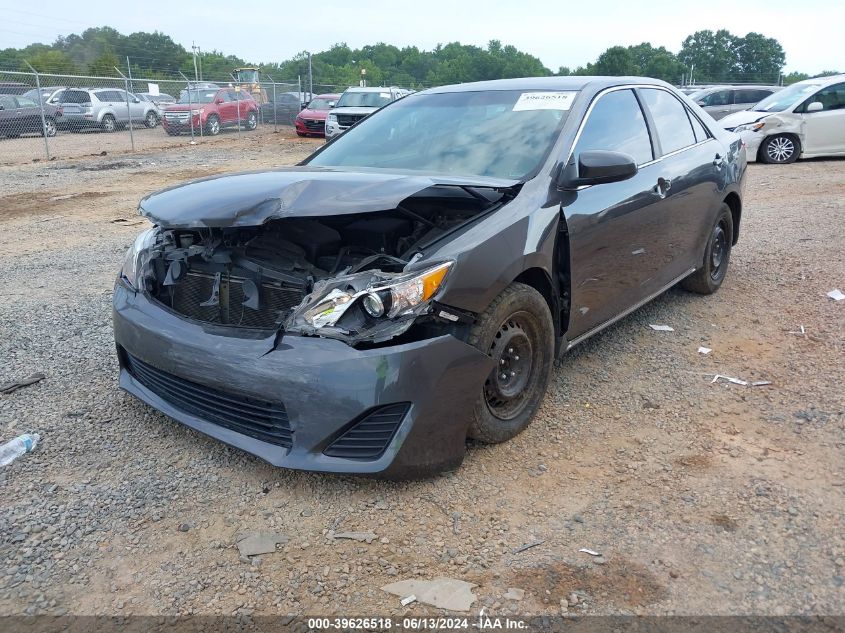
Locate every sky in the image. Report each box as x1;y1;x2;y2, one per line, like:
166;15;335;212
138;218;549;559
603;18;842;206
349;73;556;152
0;0;842;74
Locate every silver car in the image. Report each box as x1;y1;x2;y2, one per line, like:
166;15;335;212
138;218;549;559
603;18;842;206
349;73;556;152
47;88;159;132
688;85;781;120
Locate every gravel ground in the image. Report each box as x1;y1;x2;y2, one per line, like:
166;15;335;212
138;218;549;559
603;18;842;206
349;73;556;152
0;139;843;618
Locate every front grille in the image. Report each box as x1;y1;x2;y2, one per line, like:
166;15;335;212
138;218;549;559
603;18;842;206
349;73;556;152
336;114;366;127
164;112;190;123
304;119;324;131
168;271;303;329
125;352;293;448
323;403;409;460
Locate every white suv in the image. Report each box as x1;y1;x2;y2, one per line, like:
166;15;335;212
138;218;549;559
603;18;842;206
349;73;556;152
719;74;845;163
324;87;412;140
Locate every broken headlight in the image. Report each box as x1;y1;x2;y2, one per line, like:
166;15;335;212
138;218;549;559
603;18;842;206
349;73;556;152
120;228;156;290
290;262;453;332
733;121;765;133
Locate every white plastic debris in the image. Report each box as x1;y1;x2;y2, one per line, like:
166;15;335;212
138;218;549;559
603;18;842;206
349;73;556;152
711;374;748;386
0;433;40;467
827;289;844;301
710;375;772;387
400;594;417;606
788;325;806;336
382;577;477;612
649;324;674;332
579;548;601;556
698;347;712;354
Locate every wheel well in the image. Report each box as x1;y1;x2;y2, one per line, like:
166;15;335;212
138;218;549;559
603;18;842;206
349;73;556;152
723;192;742;245
758;132;801;162
513;268;557;331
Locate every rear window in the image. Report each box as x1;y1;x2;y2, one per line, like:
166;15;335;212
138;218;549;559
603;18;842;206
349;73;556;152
640;88;697;155
336;91;393;108
56;90;91;104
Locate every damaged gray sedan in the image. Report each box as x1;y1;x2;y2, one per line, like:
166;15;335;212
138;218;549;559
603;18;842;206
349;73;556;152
113;77;746;477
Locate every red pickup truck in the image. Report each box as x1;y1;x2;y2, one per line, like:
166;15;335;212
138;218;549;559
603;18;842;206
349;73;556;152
162;87;258;136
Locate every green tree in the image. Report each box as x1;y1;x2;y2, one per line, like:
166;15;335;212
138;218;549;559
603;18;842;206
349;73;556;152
735;32;785;83
88;49;120;76
592;46;637;76
26;49;80;74
679;29;739;82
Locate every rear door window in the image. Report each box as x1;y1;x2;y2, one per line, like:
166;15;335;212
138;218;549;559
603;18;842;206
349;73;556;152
640;88;697;155
16;97;37;108
574;89;654;165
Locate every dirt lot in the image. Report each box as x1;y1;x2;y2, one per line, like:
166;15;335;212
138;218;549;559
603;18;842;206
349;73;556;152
0;124;298;166
0;137;843;618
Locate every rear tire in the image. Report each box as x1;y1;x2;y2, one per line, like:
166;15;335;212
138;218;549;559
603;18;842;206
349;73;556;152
467;282;554;444
760;134;799;164
100;114;117;133
682;203;733;295
145;111;159;128
42;118;57;137
245;111;257;131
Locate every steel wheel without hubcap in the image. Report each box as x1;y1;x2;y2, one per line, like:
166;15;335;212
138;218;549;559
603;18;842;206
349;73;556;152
485;318;535;420
467;282;554;444
681;203;733;295
709;222;727;281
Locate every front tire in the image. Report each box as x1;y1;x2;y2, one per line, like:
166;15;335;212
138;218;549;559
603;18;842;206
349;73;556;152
467;283;554;444
682;203;733;295
145;111;159;128
760;134;799;164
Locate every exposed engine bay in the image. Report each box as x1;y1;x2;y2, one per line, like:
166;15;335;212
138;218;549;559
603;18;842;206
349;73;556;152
135;185;512;344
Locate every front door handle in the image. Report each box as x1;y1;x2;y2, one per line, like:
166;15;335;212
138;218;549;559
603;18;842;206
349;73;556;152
653;177;671;197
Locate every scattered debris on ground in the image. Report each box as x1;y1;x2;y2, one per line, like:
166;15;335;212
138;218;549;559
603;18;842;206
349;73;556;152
0;373;45;395
382;577;477;612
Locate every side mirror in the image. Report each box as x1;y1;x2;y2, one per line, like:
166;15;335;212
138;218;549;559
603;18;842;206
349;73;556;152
558;150;638;189
806;101;824;113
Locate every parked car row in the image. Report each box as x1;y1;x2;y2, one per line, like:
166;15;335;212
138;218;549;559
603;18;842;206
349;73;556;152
0;94;60;138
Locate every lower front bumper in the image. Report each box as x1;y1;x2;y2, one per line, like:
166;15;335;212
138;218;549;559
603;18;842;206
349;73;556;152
739;131;763;162
113;285;493;477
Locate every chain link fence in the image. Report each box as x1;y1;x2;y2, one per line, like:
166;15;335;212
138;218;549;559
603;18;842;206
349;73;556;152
0;67;307;165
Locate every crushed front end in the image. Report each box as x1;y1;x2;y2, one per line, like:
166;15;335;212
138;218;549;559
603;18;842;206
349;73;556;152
113;179;509;476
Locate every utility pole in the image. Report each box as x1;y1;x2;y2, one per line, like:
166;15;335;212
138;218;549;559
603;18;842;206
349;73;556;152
197;46;203;81
191;42;199;82
307;52;313;100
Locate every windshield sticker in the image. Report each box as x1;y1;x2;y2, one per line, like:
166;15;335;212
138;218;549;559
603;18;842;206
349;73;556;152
513;91;577;111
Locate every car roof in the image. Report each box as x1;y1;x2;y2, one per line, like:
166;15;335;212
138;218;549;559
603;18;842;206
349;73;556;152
794;73;845;86
421;76;672;95
344;86;409;93
314;93;341;99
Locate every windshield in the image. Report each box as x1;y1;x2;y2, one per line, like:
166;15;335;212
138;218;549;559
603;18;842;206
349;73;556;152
178;90;217;104
336;91;393;108
307;97;336;110
309;90;573;180
753;83;821;112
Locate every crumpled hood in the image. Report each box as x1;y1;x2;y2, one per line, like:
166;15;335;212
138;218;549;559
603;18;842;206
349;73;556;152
139;166;518;229
720;109;772;129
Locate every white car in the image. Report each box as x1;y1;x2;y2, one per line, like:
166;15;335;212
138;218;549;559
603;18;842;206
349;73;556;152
324;87;413;140
719;74;845;163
